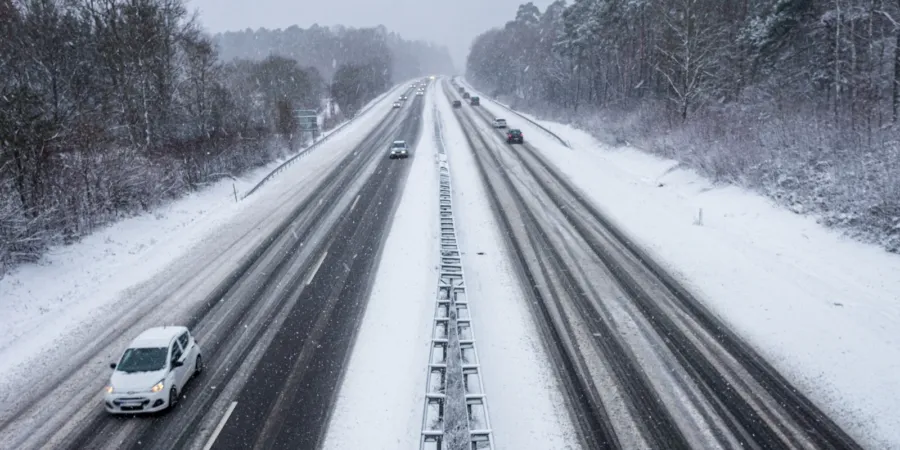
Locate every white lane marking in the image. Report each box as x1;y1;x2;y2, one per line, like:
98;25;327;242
305;251;328;285
203;401;238;450
349;194;361;212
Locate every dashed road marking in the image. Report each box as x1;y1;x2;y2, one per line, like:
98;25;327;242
203;401;237;450
305;251;328;286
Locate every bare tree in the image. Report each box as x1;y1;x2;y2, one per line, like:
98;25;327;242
655;0;723;121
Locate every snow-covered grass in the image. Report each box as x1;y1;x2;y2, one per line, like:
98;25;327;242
437;84;580;449
467;86;900;448
0;84;404;405
322;89;438;449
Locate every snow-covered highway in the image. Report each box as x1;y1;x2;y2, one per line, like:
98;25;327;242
2;76;899;450
441;79;858;449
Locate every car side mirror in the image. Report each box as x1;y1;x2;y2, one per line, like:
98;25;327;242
109;363;117;369
172;360;184;368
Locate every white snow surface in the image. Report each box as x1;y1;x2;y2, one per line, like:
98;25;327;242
463;80;900;448
437;86;581;449
0;83;407;402
323;89;438;449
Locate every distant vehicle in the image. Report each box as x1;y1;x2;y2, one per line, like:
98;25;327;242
506;129;524;144
452;100;462;108
470;96;480;106
392;102;401;108
416;90;424;96
389;140;410;159
105;326;202;414
463;92;470;99
492;118;507;128
458;87;465;94
401;95;409;100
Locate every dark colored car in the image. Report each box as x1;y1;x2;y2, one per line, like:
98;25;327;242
470;96;480;106
389;140;409;159
458;87;465;94
506;129;523;144
452;100;462;108
463;92;470;99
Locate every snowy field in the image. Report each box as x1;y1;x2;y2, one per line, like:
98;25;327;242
0;84;406;403
461;79;900;448
322;88;438;449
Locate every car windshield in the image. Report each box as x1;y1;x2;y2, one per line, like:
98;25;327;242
392;143;405;148
117;347;168;373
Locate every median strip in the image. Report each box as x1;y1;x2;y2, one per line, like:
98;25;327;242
419;98;494;450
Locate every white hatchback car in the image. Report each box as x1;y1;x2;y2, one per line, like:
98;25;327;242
492;118;507;128
104;326;202;414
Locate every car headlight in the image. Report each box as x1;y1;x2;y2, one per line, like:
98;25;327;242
150;380;165;393
106;385;114;394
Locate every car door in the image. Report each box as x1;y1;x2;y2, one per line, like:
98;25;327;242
178;332;195;373
169;339;187;390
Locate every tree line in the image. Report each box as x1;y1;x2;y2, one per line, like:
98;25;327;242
0;0;410;274
214;25;455;82
467;0;900;252
213;25;455;115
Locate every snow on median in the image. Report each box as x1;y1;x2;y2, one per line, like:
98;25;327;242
469;84;900;448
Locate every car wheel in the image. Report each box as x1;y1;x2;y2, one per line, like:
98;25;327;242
169;388;178;410
194;355;203;376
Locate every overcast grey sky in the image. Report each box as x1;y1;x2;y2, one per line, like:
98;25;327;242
186;0;551;71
